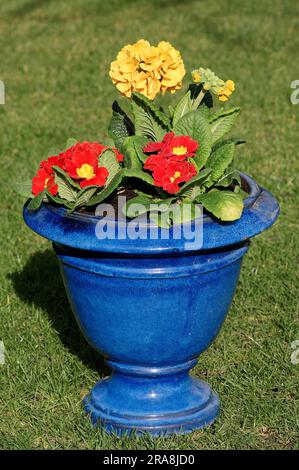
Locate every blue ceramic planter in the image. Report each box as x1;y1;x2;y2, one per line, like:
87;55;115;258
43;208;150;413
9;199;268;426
23;173;279;436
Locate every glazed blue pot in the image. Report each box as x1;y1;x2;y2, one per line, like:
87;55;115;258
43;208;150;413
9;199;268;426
23;173;279;436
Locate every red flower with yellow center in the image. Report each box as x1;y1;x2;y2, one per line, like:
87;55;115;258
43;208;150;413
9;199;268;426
32;154;64;196
32;168;58;196
152;158;197;194
31;142;123;196
144;154;164;171
64;142;109;188
143;132;174;155
40;154;65;173
143;132;198;160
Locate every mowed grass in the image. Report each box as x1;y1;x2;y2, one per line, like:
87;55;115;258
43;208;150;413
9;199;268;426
0;0;298;450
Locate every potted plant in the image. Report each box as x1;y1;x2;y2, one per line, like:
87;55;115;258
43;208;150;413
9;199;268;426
22;39;279;436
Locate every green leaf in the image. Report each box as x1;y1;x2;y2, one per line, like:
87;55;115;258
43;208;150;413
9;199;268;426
85;171;123;207
234;187;248;199
27;191;46;211
215;170;241;188
212;137;245;152
46;191;73;208
172;91;192;127
204;143;235;188
65;137;78;150
197;189;243;221
73;186;99;209
121;136;143;170
133;189;154;199
99;148;121;184
133;135;149;163
123;168;155;186
52;166;80;189
123;195;155;218
123;196;169;218
168;105;175;117
131;94;168;142
101;137;115;148
54;178;77;202
121;134;148;165
124;195;174;219
108;101;134;148
194;100;212;121
52;167;79;202
148;200;201;228
173;110;212;168
178;168;211;197
15;180;32;198
171;201;202;225
132;92;170;129
209;107;240;144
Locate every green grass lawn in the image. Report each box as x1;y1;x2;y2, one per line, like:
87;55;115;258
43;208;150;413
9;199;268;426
0;0;298;450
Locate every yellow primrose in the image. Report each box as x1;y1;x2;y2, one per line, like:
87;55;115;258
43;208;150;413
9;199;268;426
109;39;185;100
217;80;235;101
226;79;235;91
191;70;201;83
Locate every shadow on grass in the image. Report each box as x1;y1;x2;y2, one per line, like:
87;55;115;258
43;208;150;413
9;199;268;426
8;0;196;18
9;248;108;376
8;0;56;17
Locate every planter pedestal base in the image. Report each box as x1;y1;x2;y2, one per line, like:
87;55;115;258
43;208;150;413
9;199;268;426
83;359;220;436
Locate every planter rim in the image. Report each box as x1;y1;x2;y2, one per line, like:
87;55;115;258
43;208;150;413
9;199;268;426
23;172;280;255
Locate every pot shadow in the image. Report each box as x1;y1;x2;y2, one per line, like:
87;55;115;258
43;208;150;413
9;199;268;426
9;249;109;376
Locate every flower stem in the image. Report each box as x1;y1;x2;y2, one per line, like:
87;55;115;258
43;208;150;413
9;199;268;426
192;89;206;110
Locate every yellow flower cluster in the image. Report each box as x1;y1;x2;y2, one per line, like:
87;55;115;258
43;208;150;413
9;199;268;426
109;39;185;100
191;70;201;83
191;67;235;102
218;80;235;102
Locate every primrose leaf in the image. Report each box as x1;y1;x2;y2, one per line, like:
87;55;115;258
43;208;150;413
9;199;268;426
204;143;235;188
172;91;192;127
215;170;241;188
171;201;202;225
85;171;123;207
209;107;240;144
132;92;170;129
123;195;174;219
46;191;74;208
108;100;134;148
197;188;244;221
52;167;79;202
131;93;169;142
72;186;99;210
123;168;156;186
27;191;46;211
99;148;121;184
174;110;212;168
178;168;211;197
121;136;143;170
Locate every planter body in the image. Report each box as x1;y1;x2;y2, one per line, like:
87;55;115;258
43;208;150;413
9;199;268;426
23;174;279;436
